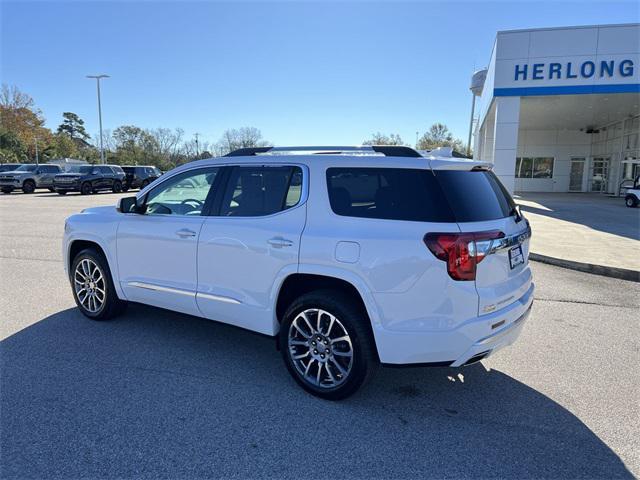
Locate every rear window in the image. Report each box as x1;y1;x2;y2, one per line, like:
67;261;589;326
326;168;454;222
326;168;515;223
434;170;515;222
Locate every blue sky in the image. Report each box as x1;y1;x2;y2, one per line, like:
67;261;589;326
2;0;638;147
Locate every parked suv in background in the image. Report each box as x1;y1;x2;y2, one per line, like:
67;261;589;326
121;165;162;191
54;164;126;195
0;163;62;194
0;163;21;173
62;146;533;399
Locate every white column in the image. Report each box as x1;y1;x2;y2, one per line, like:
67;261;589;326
491;96;520;193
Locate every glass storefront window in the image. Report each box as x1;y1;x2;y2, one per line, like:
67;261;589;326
533;158;554;178
515;157;554;178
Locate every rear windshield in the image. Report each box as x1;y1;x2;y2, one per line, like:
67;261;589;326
326;168;514;223
434;170;515;222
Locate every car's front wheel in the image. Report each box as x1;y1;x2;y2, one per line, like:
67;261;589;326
22;180;35;194
625;195;638;208
279;290;377;400
81;182;92;195
71;248;127;320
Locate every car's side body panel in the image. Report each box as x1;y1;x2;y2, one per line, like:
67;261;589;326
116;214;206;317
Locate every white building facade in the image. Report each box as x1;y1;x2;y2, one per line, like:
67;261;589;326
473;24;640;194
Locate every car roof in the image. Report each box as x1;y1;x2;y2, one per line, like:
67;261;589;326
168;145;493;172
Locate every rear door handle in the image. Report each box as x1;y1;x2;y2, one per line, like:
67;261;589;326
176;228;197;238
268;237;293;248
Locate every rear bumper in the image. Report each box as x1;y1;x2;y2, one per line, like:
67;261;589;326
374;283;534;366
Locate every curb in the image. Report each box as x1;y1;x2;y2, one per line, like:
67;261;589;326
529;253;640;283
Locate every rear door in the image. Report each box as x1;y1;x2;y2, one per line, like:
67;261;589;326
435;169;532;315
196;165;306;335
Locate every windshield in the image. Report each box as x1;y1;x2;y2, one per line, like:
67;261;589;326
68;165;93;174
15;164;37;172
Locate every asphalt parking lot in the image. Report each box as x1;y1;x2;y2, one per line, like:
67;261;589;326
1;190;639;479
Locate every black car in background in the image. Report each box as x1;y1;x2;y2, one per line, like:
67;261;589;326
53;165;126;195
121;165;162;191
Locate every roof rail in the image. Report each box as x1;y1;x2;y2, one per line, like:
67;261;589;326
224;145;422;158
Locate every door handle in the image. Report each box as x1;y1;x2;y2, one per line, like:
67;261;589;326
268;237;293;248
176;228;197;238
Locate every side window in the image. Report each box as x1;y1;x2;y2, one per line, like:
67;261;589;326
326;168;454;222
220;166;302;217
145;167;219;216
98;166;112;174
42;165;59;173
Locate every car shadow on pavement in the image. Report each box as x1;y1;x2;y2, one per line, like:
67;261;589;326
1;305;633;479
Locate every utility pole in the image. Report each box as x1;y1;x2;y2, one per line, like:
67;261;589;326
415;131;419;149
86;74;110;164
194;133;201;158
35;137;39;165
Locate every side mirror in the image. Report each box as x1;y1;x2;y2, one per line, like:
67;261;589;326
117;196;145;214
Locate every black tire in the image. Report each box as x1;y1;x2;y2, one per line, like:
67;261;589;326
57;191;67;195
70;248;127;320
22;180;35;194
279;290;377;400
81;182;92;195
140;179;150;189
625;195;638;208
112;180;123;193
122;185;129;192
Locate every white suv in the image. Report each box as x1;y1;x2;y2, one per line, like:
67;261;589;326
63;146;534;399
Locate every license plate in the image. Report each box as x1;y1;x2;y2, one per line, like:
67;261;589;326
509;245;525;269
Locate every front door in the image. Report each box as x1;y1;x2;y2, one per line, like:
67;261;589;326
569;158;585;192
117;166;221;316
196;165;306;335
590;157;609;193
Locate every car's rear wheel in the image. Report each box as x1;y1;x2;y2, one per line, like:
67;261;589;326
22;180;35;194
71;248;127;320
81;182;92;195
625;195;638;208
279;290;377;400
112;180;123;193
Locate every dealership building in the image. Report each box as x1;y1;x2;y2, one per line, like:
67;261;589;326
472;23;640;194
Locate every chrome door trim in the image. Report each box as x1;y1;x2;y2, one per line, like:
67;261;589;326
196;292;242;305
127;281;195;297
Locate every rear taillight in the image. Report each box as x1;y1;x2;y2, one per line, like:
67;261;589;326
424;230;505;281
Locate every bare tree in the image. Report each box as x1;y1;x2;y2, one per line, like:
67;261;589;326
0;84;36;110
362;132;405;146
216;127;271;155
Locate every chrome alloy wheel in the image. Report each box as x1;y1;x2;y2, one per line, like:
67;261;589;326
74;258;106;313
288;309;354;388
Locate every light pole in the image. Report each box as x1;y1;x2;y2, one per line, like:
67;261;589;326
86;74;110;164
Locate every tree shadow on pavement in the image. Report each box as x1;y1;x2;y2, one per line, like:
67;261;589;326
1;305;633;479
